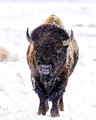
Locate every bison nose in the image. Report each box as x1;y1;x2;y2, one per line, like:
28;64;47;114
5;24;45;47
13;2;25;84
39;65;52;75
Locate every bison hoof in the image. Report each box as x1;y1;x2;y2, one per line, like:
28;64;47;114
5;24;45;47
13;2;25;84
38;107;46;115
51;108;60;117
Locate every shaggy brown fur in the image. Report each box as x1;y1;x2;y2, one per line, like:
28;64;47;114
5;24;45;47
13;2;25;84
42;14;64;29
27;14;79;117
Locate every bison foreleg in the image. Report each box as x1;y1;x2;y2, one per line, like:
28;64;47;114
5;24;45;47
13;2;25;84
51;98;60;117
50;78;67;116
50;94;64;117
35;80;49;115
38;94;49;115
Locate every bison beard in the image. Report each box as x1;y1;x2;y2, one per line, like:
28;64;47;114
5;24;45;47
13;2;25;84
40;74;54;94
26;14;79;117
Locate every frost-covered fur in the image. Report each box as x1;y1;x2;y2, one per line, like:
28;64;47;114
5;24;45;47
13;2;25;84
27;14;79;117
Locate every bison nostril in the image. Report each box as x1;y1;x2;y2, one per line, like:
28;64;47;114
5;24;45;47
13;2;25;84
39;65;52;75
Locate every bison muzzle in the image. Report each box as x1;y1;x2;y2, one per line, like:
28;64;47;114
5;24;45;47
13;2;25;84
26;14;79;117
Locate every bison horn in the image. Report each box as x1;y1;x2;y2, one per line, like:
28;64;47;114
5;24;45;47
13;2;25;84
62;30;74;46
26;28;34;44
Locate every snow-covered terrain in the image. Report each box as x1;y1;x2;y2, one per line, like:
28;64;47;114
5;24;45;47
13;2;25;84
0;2;96;120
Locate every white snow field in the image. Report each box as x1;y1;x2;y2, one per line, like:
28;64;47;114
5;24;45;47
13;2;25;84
0;2;96;120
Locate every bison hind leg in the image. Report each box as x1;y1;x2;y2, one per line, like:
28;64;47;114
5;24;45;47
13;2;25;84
58;96;64;111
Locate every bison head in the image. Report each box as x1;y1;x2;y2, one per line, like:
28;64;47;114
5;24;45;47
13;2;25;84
26;24;74;93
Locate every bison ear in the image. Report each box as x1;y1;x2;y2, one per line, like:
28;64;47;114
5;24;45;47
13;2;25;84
26;28;34;44
62;30;74;46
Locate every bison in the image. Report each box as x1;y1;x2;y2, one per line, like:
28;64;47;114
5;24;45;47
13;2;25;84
26;14;79;117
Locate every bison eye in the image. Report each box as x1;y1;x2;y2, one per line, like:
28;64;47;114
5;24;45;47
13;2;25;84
56;46;62;53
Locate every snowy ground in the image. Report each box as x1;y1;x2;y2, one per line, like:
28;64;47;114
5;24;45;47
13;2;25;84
0;2;96;120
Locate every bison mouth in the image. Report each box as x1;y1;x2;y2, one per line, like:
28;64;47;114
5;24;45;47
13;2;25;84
40;73;54;94
38;64;52;75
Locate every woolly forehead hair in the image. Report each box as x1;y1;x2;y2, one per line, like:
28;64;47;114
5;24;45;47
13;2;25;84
31;24;69;42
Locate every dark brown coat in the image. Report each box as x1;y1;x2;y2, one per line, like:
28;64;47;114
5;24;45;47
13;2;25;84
27;14;79;117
